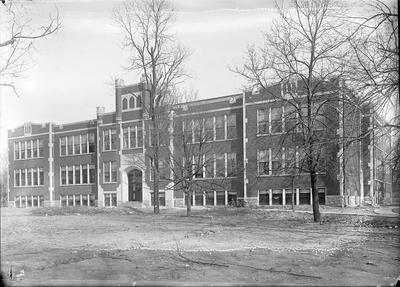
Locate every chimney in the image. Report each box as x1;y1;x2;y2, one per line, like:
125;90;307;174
96;106;105;118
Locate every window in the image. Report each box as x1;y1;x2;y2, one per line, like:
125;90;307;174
215;154;225;177
259;191;269;205
104;161;117;183
227;153;236;177
14;170;20;187
81;134;88;154
257;109;269;134
184;120;193;144
82;194;88;206
68;166;73;185
285;190;294;205
216;191;225;206
61;195;67;206
14;142;20;159
21;141;25;159
299;188;311;205
272;190;283;205
318;188;326;205
271;107;283;133
284;105;297;132
27;141;32;158
33;168;38;185
105;193;117;207
89;133;95;153
285;147;296;174
193;156;203;178
195;191;203;206
228;192;237;205
227;114;236;139
21;169;26;186
205;117;214;141
258;149;269;175
205;154;214;178
60;137;66;156
39;168;44;185
193;119;203;143
89;165;95;184
123;125;142;149
103;129;117;151
137;126;143;147
136;95;141;108
312;105;325;130
159;160;169;180
82;165;88;184
215;115;225;140
32;140;38;158
123;127;129;149
75;165;81;184
130;126;137;148
61;167;67;185
67;136;73;155
73;135;80;154
129;97;135;109
90;194;95;206
271;149;282;175
122;98;128;110
15;197;20;207
206;191;214;206
68;195;73;206
27;168;32;186
74;194;81;206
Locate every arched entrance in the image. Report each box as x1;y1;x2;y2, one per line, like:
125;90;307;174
128;169;142;202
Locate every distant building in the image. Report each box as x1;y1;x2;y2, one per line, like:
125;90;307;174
7;79;393;208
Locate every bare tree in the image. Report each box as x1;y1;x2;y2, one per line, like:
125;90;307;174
113;0;190;214
0;0;61;96
233;0;354;222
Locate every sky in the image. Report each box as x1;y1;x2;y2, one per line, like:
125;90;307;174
1;0;281;130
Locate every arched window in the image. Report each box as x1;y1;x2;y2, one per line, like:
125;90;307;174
122;98;128;110
136;95;142;108
129;96;135;109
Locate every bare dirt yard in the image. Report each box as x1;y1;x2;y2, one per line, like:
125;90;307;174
1;206;399;286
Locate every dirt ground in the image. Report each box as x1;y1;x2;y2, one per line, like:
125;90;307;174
1;206;399;286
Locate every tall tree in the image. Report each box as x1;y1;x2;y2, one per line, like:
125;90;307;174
114;0;190;214
0;0;61;96
233;0;353;222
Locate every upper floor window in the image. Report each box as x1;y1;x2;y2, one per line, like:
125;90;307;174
59;133;95;156
14;139;44;160
123;124;143;149
257;149;269;175
103;161;117;183
215;116;225;140
122;94;142;111
193;119;203;143
215;153;225;177
271;149;282;175
149;125;168;147
227;152;237;177
103;129;117;151
61;164;95;185
14;167;44;187
204;118;214;141
227;114;236;139
271;107;283;133
284;105;297;133
183;120;193;144
257;109;269;134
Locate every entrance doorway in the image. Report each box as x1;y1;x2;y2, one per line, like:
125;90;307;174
128;169;142;202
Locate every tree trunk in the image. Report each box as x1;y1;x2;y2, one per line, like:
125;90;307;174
310;171;321;222
291;175;295;212
152;118;160;215
186;187;192;217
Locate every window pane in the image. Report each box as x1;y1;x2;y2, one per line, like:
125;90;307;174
215;116;224;140
299;189;311;205
82;165;88;184
21;169;26;186
205;118;214;141
61;195;67;207
60;137;66;156
184;120;192;143
67;136;73;155
82;194;88;206
74;135;80;154
81;134;88;153
111;129;117;150
27;168;32;186
259;192;269;205
111;161;118;182
21;142;25;159
75;194;81;206
122;98;128;110
33;140;38;158
68;166;73;185
271;149;282;175
14;142;20;159
216;154;225;177
89;165;95;184
271;107;282;133
89;133;95;153
257;109;269;134
39;139;44;157
227;153;236;177
104;130;110;150
216;191;225;205
111;194;117;206
137;126;143;147
195;192;203;206
129;97;135;109
39;196;44;207
193;119;202;143
123;127;129;149
129;127;136;148
33;196;38;207
27;141;32;158
205;154;214;178
227;114;236;139
206;191;214;205
104;162;110;182
258;150;269;175
33;168;38;185
272;190;283;205
15;170;20;187
15;197;20;208
89;194;95;206
68;195;73;206
61;167;67;185
75;165;81;184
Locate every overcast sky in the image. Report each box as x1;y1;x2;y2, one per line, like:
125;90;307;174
1;0;285;130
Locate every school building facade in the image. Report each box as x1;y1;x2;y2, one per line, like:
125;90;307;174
7;79;394;208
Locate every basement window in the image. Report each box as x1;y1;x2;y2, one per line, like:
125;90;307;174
104;193;117;207
68;195;73;206
285;190;294;205
61;195;67;207
259;191;269;205
151;192;166;206
82;195;88;206
318;188;326;205
39;196;44;207
75;195;81;206
89;195;95;206
195;191;203;206
228;192;237;206
216;191;225;206
205;191;214;206
272;190;283;205
299;189;311;205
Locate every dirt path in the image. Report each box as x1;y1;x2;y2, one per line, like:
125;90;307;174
1;207;399;285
